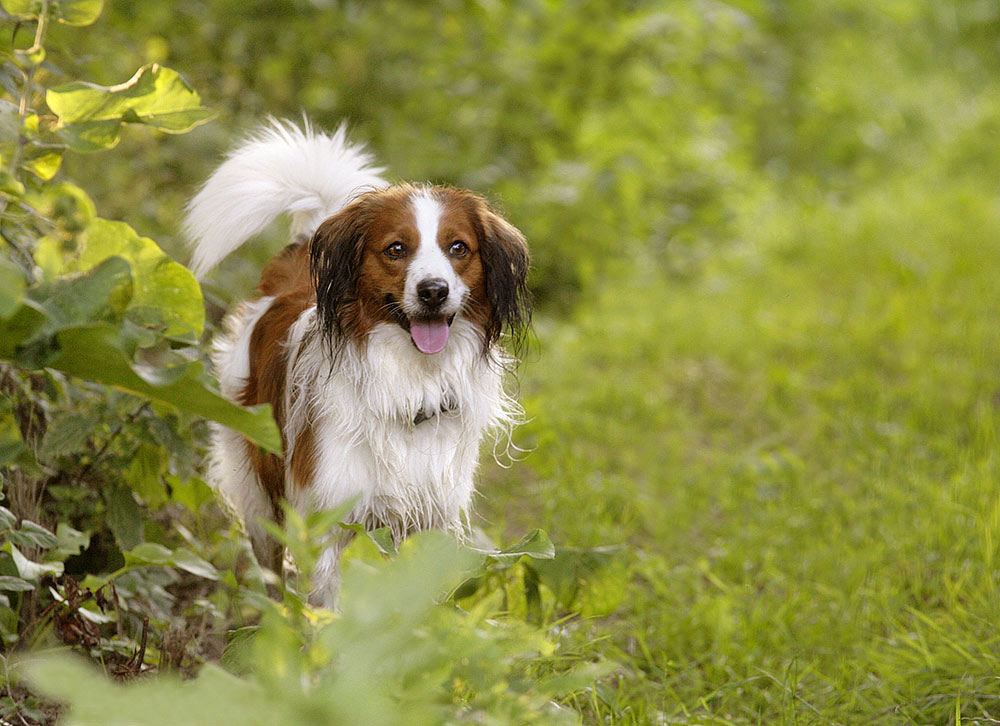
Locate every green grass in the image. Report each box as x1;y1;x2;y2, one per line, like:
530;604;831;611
482;176;1000;724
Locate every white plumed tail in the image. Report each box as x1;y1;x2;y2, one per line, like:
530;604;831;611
184;119;387;278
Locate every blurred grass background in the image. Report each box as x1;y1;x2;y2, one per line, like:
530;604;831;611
49;1;1000;722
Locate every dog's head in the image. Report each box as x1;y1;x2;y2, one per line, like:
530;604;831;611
310;184;531;357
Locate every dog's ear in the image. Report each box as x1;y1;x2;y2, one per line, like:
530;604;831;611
479;208;532;353
310;198;370;347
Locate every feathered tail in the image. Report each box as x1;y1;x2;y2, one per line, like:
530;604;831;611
184;119;387;278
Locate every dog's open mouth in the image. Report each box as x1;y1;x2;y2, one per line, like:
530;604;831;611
385;295;455;354
409;315;454;354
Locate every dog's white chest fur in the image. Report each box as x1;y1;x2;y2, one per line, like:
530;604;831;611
209;302;518;600
283;309;514;533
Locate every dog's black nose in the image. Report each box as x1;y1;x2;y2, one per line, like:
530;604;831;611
417;278;449;308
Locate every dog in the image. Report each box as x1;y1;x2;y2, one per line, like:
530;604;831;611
184;120;531;605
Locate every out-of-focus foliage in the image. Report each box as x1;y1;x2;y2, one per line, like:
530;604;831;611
5;0;1000;723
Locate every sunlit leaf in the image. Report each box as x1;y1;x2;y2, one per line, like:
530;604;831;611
0;0;101;23
55;0;104;26
21;145;63;180
40;218;203;341
0;0;40;18
47;65;215;152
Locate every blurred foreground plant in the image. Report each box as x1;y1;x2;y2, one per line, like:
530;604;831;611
25;527;612;726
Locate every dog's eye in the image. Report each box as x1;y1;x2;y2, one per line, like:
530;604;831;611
383;242;407;260
449;240;469;258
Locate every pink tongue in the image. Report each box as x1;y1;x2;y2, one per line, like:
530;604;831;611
410;318;450;354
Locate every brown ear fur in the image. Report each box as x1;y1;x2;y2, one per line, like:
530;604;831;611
478;207;532;356
309;197;371;349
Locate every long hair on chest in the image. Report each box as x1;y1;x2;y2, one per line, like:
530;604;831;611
184;120;531;605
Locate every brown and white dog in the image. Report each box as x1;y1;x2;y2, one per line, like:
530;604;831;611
184;121;530;604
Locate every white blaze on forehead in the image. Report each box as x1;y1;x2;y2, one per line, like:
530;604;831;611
405;192;464;313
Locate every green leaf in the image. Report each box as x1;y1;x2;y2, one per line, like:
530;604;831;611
0;300;47;360
106;485;143;550
128;443;167;507
38;218;204;341
47;65;215;152
0;439;25;468
0;0;40;18
40;412;95;458
533;545;628;617
0;0;96;22
0;575;36;592
28;255;133;335
166;548;218;580
2;322;280;453
0;507;16;531
21;144;63;180
477;529;556;564
28;657;284;726
7;520;59;550
54;0;104;26
338;522;398;556
0;604;17;644
49;523;91;562
220;626;258;676
124;543;218;580
0;255;25;318
6;543;63;581
123;542;173;567
167;476;214;515
78;219;204;340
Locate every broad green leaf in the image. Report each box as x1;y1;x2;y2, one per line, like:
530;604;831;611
2;322;280;453
0;506;16;531
0;0;40;18
0;439;24;468
41;218;204;340
475;528;555;563
0;300;47;359
0;575;35;592
532;545;628;618
166;548;219;580
27;255;133;335
81;219;204;340
40;412;95;458
106;485;143;550
0;255;26;318
21;145;63;180
7;520;59;550
123;542;173;567
49;523;90;561
338;522;397;556
220;626;258;676
124;542;218;580
28;657;285;726
167;476;214;515
54;0;104;26
6;542;63;581
47;65;215;152
0;604;17;644
128;443;167;508
0;167;26;196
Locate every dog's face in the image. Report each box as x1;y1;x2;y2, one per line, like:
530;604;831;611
310;184;530;356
